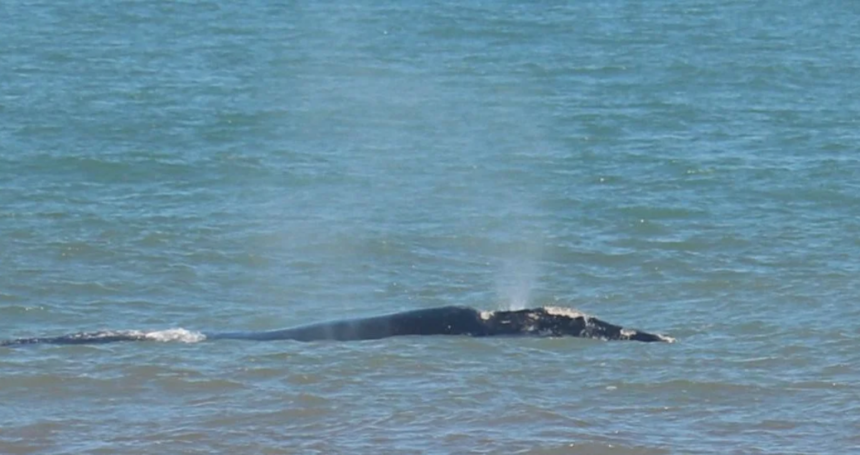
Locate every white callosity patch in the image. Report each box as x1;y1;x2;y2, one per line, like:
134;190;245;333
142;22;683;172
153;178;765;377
483;306;587;321
143;329;207;343
541;306;589;321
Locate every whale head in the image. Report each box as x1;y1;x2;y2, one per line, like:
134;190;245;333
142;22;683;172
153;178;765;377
481;306;674;342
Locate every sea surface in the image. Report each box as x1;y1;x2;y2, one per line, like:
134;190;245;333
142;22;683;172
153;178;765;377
2;0;859;453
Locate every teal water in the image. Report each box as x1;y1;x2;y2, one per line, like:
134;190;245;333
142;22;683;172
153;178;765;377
2;0;859;453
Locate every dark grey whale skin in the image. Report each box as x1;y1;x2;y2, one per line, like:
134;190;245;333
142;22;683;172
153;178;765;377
1;306;672;346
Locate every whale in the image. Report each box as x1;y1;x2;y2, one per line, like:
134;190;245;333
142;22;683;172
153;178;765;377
0;306;674;347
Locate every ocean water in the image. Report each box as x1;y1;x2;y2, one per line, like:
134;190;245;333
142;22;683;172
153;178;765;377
2;0;859;453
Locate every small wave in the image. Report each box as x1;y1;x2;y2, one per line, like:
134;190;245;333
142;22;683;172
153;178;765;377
0;328;207;347
63;329;207;343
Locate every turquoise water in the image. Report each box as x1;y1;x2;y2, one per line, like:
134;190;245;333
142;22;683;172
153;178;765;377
2;0;859;453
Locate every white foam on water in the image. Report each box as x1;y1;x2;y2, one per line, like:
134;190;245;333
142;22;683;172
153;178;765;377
620;328;676;343
66;330;146;341
656;334;676;344
143;328;207;343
